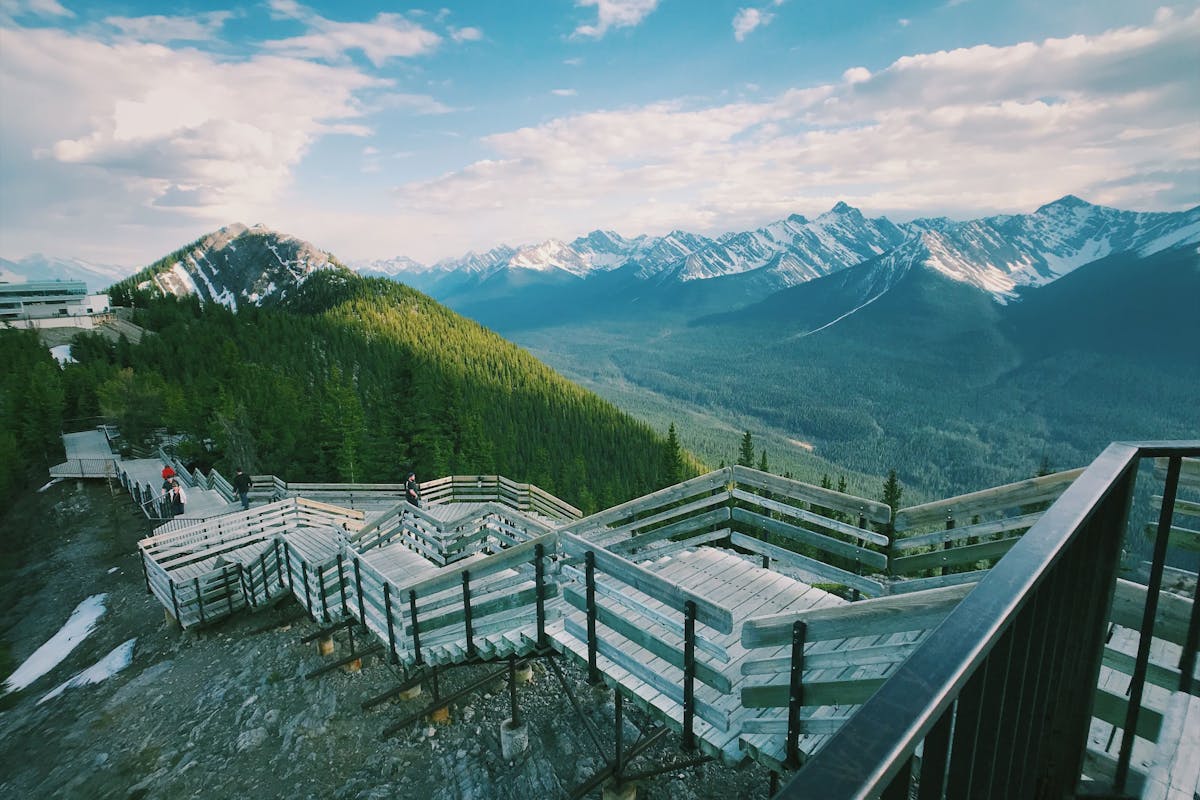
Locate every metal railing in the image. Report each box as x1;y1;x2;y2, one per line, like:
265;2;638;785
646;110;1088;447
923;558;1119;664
774;441;1200;799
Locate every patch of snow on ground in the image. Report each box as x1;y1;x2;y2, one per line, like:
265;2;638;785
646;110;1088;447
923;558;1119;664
2;594;107;693
50;345;76;364
37;638;136;705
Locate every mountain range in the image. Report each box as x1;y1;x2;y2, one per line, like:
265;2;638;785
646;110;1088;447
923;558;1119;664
354;196;1200;316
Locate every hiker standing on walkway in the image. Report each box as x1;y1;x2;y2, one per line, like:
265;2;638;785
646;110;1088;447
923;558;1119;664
405;471;421;508
233;468;252;511
170;479;186;516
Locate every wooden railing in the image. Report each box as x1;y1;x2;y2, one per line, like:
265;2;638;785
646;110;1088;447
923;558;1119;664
773;441;1200;799
421;474;582;520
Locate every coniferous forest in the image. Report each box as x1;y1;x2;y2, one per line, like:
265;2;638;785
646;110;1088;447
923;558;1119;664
1;271;693;514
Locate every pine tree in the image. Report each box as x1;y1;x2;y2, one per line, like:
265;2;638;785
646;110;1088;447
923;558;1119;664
662;423;684;486
738;430;755;467
757;449;769;473
881;469;903;536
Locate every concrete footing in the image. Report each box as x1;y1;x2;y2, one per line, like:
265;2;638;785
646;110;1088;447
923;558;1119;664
317;636;334;656
342;657;362;673
601;779;637;800
398;684;422;701
164;608;180;630
514;661;534;684
499;718;529;760
429;706;450;724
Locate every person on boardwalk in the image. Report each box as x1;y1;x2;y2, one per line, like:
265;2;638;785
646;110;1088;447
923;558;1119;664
161;465;175;483
169;479;186;516
233;468;252;511
405;471;421;508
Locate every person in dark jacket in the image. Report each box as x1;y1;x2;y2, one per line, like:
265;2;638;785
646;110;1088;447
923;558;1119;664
170;480;186;516
405;471;421;507
233;468;252;510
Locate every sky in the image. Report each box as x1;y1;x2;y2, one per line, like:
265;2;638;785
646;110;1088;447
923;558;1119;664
1;0;1197;268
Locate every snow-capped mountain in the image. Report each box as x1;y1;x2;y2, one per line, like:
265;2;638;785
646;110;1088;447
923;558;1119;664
133;223;344;310
356;255;426;278
360;196;1199;307
912;196;1200;302
0;254;134;291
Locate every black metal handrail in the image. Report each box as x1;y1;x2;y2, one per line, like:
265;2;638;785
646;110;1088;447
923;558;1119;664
775;440;1200;800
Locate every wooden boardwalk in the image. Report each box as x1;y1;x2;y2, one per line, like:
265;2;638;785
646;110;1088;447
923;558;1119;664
123;462;1198;786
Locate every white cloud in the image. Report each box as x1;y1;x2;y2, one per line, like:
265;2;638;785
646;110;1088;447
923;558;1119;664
552;88;578;97
0;0;73;20
264;11;441;66
104;12;234;43
573;0;659;39
0;24;389;258
386;9;1200;257
733;8;774;42
450;26;483;43
564;57;584;66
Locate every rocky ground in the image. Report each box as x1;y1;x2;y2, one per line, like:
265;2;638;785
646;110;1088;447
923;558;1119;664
0;482;772;799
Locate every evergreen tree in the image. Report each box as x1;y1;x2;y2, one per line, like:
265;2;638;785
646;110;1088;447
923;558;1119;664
662;423;684;486
738;430;755;467
757;449;769;473
881;469;903;535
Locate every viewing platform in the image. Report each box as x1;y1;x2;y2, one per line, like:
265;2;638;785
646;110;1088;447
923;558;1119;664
56;433;1200;798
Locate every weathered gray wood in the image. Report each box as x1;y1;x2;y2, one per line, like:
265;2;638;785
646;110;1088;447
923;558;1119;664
894;467;1084;531
1101;646;1182;692
607;508;733;554
731;507;887;570
741;638;924;675
561;585;731;693
561;469;732;536
1153;495;1200;519
885;570;986;595
562;616;730;732
629;528;733;561
402;533;556;599
741;582;973;648
560;532;734;634
890;512;1042;552
558;563;728;663
728;532;885;598
741;676;886;708
1144;523;1200;552
595;494;731;546
1092;687;1164;741
730;488;890;546
1154;457;1200;489
1110;579;1193;646
890;536;1019;575
740;714;855;735
731;465;892;524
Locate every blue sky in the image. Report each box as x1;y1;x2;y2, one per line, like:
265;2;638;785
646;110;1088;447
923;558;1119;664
1;0;1197;266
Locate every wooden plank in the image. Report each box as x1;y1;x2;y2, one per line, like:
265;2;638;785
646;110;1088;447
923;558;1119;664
1091;687;1164;742
890;536;1019;576
731;508;887;570
741;582;973;649
563;616;730;732
741;638;924;675
886;570;986;594
402;533;556;599
728;532;885;598
741;676;886;708
731;465;892;524
1153;495;1200;519
741;714;854;736
558;564;729;663
560;532;734;634
730;488;890;546
606;507;732;554
561;470;732;536
894;467;1084;531
1144;523;1200;552
596;494;732;547
891;512;1042;552
1111;579;1192;646
561;585;732;694
1101;647;1182;692
629;528;733;561
1154;457;1200;489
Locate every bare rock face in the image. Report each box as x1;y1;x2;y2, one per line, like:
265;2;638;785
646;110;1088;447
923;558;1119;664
142;223;345;311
